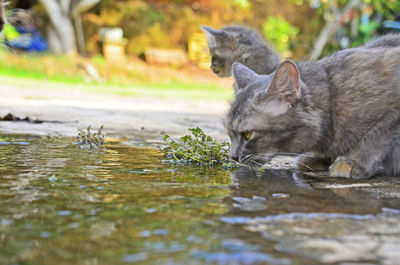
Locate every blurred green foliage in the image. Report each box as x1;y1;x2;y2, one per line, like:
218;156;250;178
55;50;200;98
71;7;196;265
5;0;400;64
233;0;250;9
86;0;398;60
262;16;299;53
306;0;400;55
364;0;400;20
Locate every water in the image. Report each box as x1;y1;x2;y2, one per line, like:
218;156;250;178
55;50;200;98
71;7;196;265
1;134;400;265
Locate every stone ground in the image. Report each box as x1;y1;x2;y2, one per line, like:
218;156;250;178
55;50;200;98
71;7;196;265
0;83;229;142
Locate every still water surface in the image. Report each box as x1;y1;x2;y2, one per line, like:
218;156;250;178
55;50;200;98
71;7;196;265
1;134;400;265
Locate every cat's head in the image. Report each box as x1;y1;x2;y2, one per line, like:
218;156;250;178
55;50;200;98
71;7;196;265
226;61;319;165
201;25;266;77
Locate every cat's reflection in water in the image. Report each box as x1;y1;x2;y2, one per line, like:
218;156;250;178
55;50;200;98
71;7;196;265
229;167;313;199
226;166;385;215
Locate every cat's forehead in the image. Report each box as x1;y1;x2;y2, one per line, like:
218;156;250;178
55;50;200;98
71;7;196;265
207;26;254;50
227;75;274;132
222;26;262;42
222;26;254;36
227;90;256;131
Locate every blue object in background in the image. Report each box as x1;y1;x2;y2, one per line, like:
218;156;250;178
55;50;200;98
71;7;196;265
383;20;400;30
6;26;48;52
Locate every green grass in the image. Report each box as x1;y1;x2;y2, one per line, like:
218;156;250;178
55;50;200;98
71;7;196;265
0;54;86;83
0;75;233;101
0;54;233;101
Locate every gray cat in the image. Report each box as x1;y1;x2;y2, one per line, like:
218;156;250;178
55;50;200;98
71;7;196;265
227;46;400;179
201;25;280;77
202;25;400;79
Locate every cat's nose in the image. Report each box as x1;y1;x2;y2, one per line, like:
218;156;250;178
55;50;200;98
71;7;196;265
211;65;220;74
230;155;239;162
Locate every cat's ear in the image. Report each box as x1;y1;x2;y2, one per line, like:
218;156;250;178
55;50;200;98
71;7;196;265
201;26;223;36
232;62;258;92
201;26;223;48
201;25;233;48
256;60;301;116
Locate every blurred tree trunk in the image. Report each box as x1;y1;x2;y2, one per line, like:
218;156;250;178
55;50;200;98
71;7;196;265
71;0;100;56
0;0;7;32
39;0;99;55
309;0;361;60
39;0;76;54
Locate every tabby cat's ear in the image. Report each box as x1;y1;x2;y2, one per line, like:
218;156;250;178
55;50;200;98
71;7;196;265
201;26;221;47
201;25;231;48
201;26;223;36
256;60;301;116
232;62;258;92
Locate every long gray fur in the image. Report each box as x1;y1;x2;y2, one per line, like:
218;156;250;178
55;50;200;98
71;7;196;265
227;44;400;179
202;25;280;77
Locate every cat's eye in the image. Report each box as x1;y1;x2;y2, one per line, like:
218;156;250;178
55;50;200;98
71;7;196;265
242;131;253;140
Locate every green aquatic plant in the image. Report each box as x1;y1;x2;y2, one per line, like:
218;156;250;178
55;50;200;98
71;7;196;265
162;127;235;168
77;125;104;150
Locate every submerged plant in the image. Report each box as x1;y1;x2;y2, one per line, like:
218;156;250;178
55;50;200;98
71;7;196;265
162;127;236;168
77;125;105;150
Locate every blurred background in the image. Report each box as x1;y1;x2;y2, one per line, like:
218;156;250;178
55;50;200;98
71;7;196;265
0;0;399;97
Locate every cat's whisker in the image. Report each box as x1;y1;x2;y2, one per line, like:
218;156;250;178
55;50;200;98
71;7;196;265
231;159;250;169
252;152;314;159
294;160;316;173
248;160;260;175
240;154;252;164
251;162;281;177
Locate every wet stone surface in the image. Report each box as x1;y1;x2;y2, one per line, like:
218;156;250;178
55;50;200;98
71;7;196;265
0;133;400;265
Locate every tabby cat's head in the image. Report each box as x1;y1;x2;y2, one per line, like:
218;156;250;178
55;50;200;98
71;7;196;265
201;25;278;77
226;61;319;165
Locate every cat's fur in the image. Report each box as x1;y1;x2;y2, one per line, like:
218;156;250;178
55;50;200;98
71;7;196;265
227;46;400;179
363;33;400;48
201;25;280;77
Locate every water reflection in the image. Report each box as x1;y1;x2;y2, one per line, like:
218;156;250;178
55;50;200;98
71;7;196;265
223;165;400;264
0;134;234;265
228;166;395;214
1;134;400;265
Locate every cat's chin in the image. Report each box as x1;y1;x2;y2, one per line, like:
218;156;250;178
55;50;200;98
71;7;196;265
215;71;231;78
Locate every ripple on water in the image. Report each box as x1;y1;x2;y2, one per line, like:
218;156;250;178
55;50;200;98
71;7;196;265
123;252;148;263
145;241;187;253
58;210;72;216
0;141;29;145
4;134;400;265
221;212;376;225
191;240;291;265
271;193;290;199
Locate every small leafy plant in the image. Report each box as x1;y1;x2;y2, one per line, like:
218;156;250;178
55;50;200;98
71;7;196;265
77;125;105;150
162;127;236;168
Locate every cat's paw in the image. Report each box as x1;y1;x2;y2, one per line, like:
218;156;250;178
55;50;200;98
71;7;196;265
329;159;368;179
295;155;330;171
